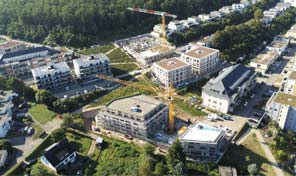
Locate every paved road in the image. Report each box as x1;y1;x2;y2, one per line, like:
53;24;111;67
255;130;284;176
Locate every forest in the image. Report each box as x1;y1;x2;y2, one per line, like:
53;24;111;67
0;0;238;47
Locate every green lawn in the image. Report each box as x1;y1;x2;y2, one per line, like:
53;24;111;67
83;136;142;176
29;104;56;124
65;130;92;156
111;63;139;76
32;123;44;140
78;44;115;55
107;48;134;63
220;133;276;176
174;98;207;117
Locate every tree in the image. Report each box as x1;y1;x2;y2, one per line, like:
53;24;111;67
276;150;288;163
173;162;187;176
153;162;168;176
254;9;263;20
143;143;155;156
247;163;258;176
61;113;85;131
5;77;25;93
167;139;187;172
0;139;11;150
138;157;153;176
245;155;251;162
50;128;66;142
35;89;56;106
31;163;55;176
0;76;7;90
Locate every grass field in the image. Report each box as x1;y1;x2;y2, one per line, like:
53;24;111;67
111;63;139;76
32;123;44;140
65;131;92;156
107;48;134;63
83;135;142;176
79;44;115;55
29;104;56;124
174;98;207;117
220;133;276;176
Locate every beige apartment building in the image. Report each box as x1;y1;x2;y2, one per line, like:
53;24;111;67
249;50;279;74
95;95;168;140
152;58;192;87
180;45;220;75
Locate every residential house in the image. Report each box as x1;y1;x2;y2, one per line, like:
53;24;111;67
202;64;256;113
40;139;77;172
73;54;111;80
152;57;192;87
0;41;25;55
31;62;73;90
250;50;279;74
180;44;220;75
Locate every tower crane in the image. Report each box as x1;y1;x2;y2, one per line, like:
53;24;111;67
127;7;177;43
97;74;176;133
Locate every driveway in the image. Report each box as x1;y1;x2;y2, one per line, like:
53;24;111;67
9;136;42;162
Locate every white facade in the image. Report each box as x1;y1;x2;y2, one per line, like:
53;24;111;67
198;14;214;22
180;45;220;75
0;150;8;167
202;64;256;113
31;62;73;90
180;121;227;163
284;0;296;7
152;58;192;87
266;36;290;55
73;54;111;80
1;48;49;64
266;92;296;132
0;41;25;55
284;71;296;94
96;95;168;140
250;50;279;74
167;21;187;32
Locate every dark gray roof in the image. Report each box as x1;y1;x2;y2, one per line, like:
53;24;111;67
43;139;75;167
1;46;54;60
204;64;254;96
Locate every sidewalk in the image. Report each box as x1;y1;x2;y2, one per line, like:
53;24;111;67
255;130;284;176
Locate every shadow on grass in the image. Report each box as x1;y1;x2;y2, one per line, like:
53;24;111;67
219;144;275;175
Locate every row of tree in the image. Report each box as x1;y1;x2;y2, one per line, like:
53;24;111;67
0;0;238;46
212;7;296;61
168;0;278;45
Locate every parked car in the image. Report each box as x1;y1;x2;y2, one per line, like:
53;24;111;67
223;115;231;120
243;101;248;107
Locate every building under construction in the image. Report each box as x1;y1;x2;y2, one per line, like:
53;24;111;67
95;94;169;140
115;34;175;66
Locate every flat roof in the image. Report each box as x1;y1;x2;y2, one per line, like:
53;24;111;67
31;62;70;77
251;50;278;65
0;41;21;49
274;92;296;107
183;45;218;60
106;95;164;119
155;58;189;71
288;71;296;80
73;54;109;67
180;121;224;143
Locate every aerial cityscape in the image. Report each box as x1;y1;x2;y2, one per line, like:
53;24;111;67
0;0;295;175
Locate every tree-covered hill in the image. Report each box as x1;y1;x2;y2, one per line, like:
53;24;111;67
0;0;238;47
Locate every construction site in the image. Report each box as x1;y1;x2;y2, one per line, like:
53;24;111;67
115;8;177;67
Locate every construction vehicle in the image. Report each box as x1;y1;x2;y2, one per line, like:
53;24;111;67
127;8;177;43
96;74;176;133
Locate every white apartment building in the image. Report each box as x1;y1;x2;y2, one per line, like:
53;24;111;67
250;50;279;74
0;90;17;138
73;54;111;80
219;6;233;15
180;121;228;163
202;64;256;113
152;58;192;87
284;0;296;7
187;16;200;24
0;41;25;55
286;24;296;39
96;95;168;140
198;14;214;22
180;45;220;75
266;92;296;132
266;36;290;55
284;71;296;94
167;21;187;32
31;62;73;90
